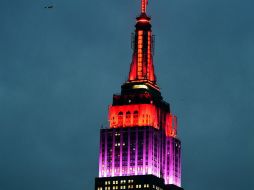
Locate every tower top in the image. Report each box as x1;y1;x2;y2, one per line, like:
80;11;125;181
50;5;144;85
141;0;149;14
125;0;158;92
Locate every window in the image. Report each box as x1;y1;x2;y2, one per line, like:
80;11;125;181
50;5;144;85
133;110;138;125
125;111;131;125
118;112;123;126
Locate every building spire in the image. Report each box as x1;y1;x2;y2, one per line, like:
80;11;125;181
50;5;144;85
127;0;158;89
141;0;148;14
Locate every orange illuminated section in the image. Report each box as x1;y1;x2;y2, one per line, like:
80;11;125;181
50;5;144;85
147;31;151;80
128;56;137;81
127;0;156;84
165;114;177;137
109;104;159;129
137;30;143;79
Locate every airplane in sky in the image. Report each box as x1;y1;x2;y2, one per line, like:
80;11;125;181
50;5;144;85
44;5;54;9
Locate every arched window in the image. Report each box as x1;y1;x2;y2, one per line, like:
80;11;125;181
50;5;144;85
126;111;131;126
118;112;123;126
112;116;117;127
133;110;139;125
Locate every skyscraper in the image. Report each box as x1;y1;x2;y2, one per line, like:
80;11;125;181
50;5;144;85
95;1;183;190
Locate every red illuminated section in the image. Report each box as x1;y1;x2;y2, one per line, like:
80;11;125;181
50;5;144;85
128;55;137;81
109;104;159;129
137;31;143;78
141;0;148;14
165;114;178;138
128;28;156;83
128;0;156;85
110;0;177;137
147;31;155;82
109;104;177;138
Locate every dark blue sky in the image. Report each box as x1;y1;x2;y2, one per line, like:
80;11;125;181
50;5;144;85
0;0;254;190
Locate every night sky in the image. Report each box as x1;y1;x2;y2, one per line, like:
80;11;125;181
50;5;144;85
1;0;254;190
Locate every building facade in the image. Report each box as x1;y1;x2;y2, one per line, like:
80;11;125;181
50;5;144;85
95;1;183;190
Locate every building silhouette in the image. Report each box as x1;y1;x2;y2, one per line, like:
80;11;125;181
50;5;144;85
95;1;184;190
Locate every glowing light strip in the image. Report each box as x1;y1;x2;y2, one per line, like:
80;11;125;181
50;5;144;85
137;30;143;79
132;84;148;90
137;19;150;23
147;31;151;80
141;0;148;13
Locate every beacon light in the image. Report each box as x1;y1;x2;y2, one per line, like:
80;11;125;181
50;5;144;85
132;84;148;89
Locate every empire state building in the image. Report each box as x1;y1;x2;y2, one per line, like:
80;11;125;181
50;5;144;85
95;1;184;190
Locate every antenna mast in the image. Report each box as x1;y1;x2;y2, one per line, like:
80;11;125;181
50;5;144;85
141;0;148;14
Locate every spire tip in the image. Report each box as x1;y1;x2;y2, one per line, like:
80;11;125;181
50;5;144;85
141;0;148;14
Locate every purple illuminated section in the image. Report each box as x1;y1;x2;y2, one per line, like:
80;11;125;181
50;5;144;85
98;127;181;187
99;127;160;178
163;137;181;187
